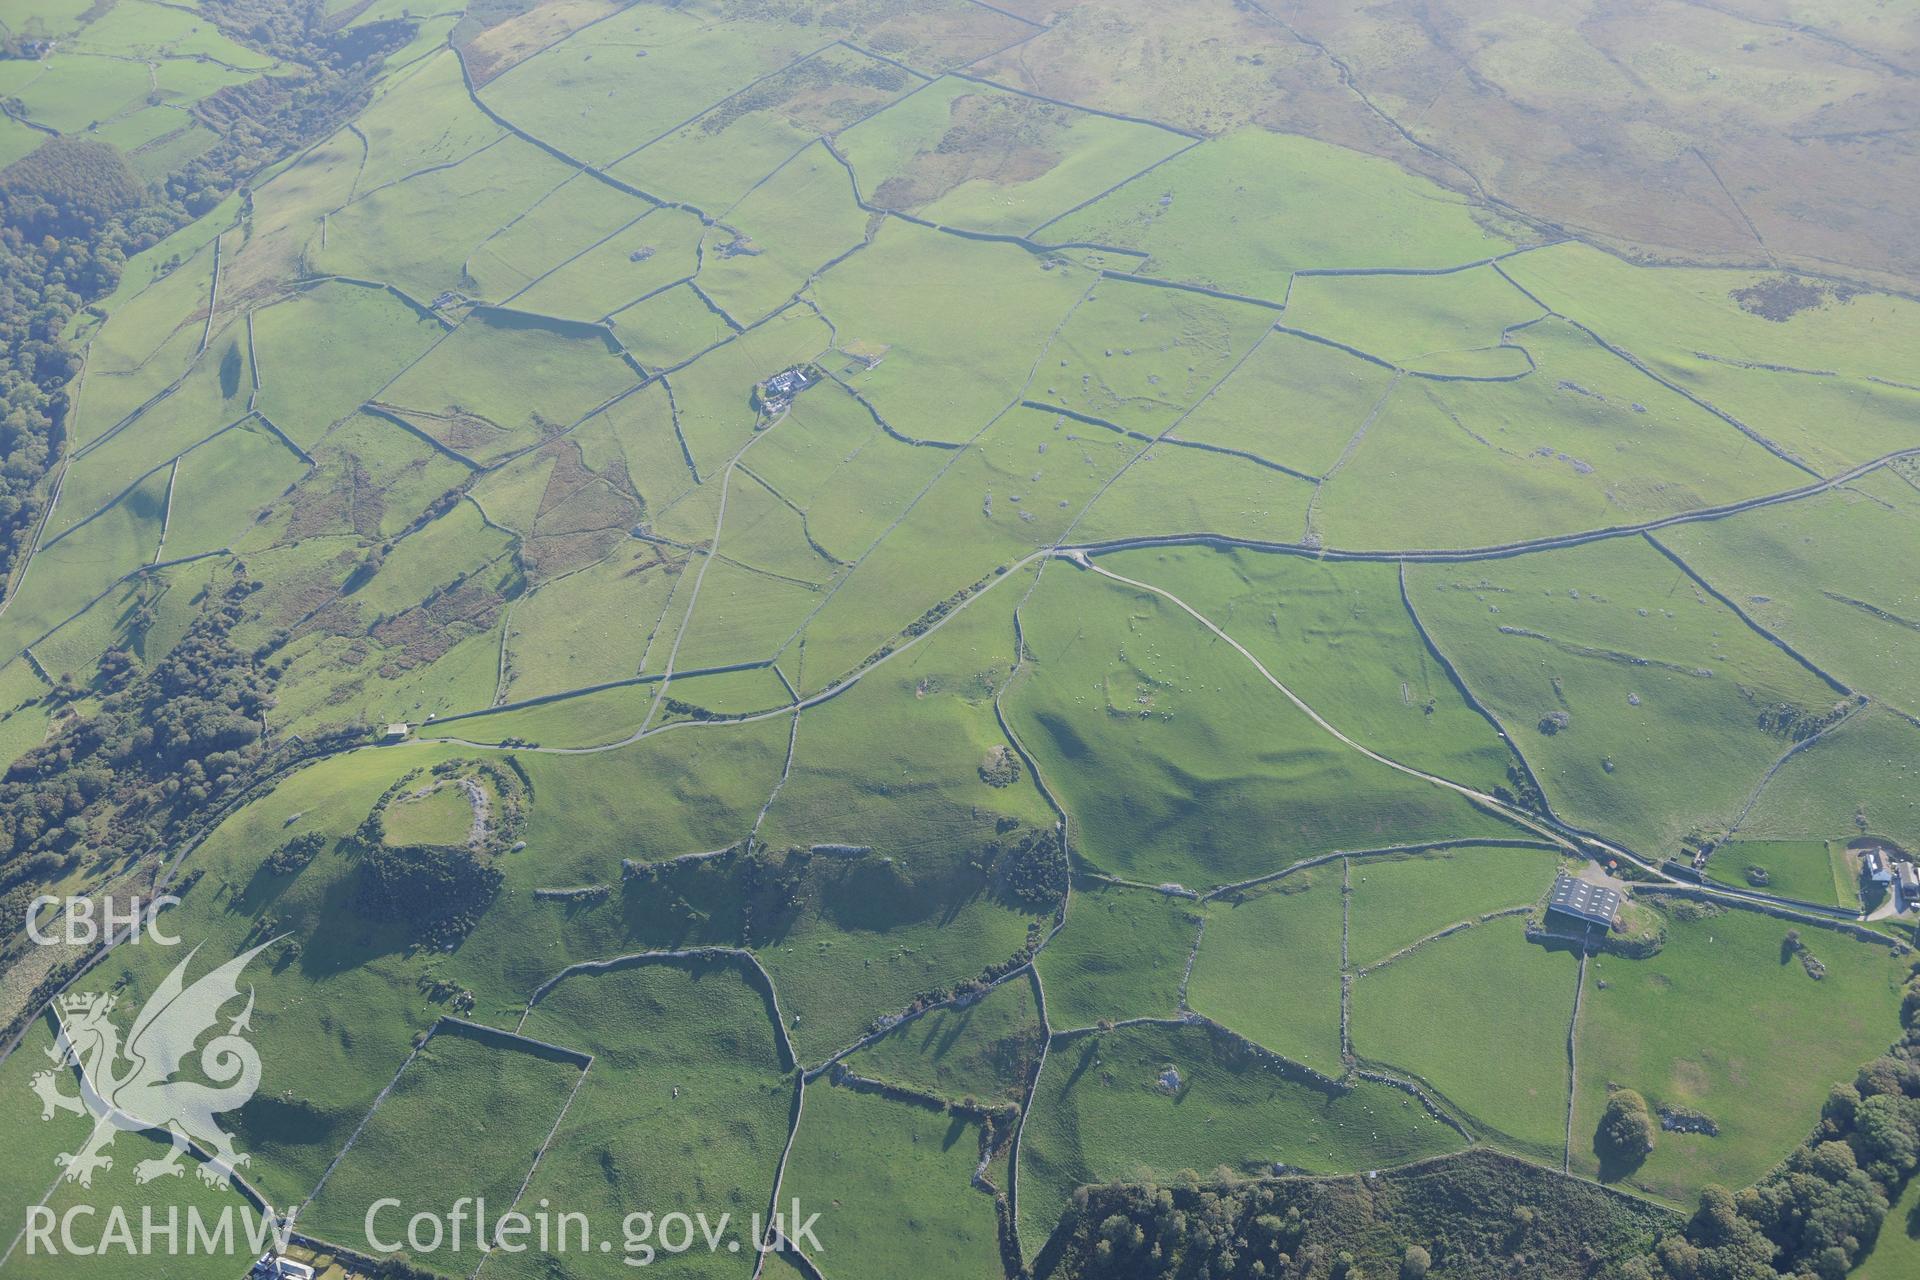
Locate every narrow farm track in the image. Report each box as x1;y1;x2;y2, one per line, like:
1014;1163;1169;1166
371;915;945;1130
1077;560;1575;844
636;420;770;735
409;435;1917;757
404;526;1891;941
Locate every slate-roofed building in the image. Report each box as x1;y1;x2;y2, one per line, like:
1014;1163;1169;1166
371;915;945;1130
1547;871;1620;929
758;366;815;416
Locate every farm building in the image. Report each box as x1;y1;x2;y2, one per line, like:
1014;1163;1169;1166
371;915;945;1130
758;365;816;414
1898;861;1920;912
1546;872;1620;929
1864;849;1894;885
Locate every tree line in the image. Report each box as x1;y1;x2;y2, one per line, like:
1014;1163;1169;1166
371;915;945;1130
1045;962;1920;1279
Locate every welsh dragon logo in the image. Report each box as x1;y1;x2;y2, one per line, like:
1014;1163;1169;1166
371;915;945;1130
30;940;276;1189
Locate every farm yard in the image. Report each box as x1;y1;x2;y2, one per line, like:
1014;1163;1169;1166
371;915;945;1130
1;2;1919;1279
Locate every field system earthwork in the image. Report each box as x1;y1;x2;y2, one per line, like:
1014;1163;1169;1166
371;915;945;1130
2;1;1920;1278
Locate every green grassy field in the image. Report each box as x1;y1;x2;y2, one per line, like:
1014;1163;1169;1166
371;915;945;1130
1662;470;1920;719
1187;873;1346;1077
11;1124;272;1280
741;380;952;563
1066;438;1318;547
1571;901;1909;1204
1408;536;1843;860
1006;566;1515;888
1857;1174;1920;1280
377;310;638;463
478;6;814;168
1282;267;1544;377
1036;878;1199;1031
784;1080;1003;1280
512;714;790;873
809;218;1091;445
300;1027;586;1273
252;282;449;446
838;74;1190;237
1348;916;1579;1159
1049;130;1528;299
757;858;1045;1065
650;304;832;480
1033;279;1276;434
1107;546;1519;792
1703;839;1855;908
510;206;705;322
607;43;916;213
380;780;475;847
1502;240;1920;390
315;138;576;302
59;299;253;501
498;956;793;1280
1018;1020;1465;1261
693;143;872;327
1314;319;1811;552
157;420;310;560
496;562;677;706
464;171;656;303
1170;326;1398;477
1736;705;1920;851
848;971;1042;1105
0;468;170;660
1346;845;1563;966
8;745;478;1212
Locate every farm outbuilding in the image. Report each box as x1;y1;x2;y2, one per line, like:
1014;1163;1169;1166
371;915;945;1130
1547;872;1620;929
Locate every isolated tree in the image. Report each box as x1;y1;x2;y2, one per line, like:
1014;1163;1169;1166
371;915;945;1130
1401;1243;1432;1278
1599;1089;1659;1161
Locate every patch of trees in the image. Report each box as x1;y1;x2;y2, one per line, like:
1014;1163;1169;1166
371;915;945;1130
0;139;146;239
264;831;327;875
1051;966;1920;1280
352;760;526;944
1729;277;1854;324
354;841;503;947
1042;1148;1674;1280
902;572;993;639
986;823;1067;912
1492;760;1546;814
0;568;273;902
979;743;1022;788
0;0;414;602
1598;1088;1658;1170
1634;962;1920;1280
